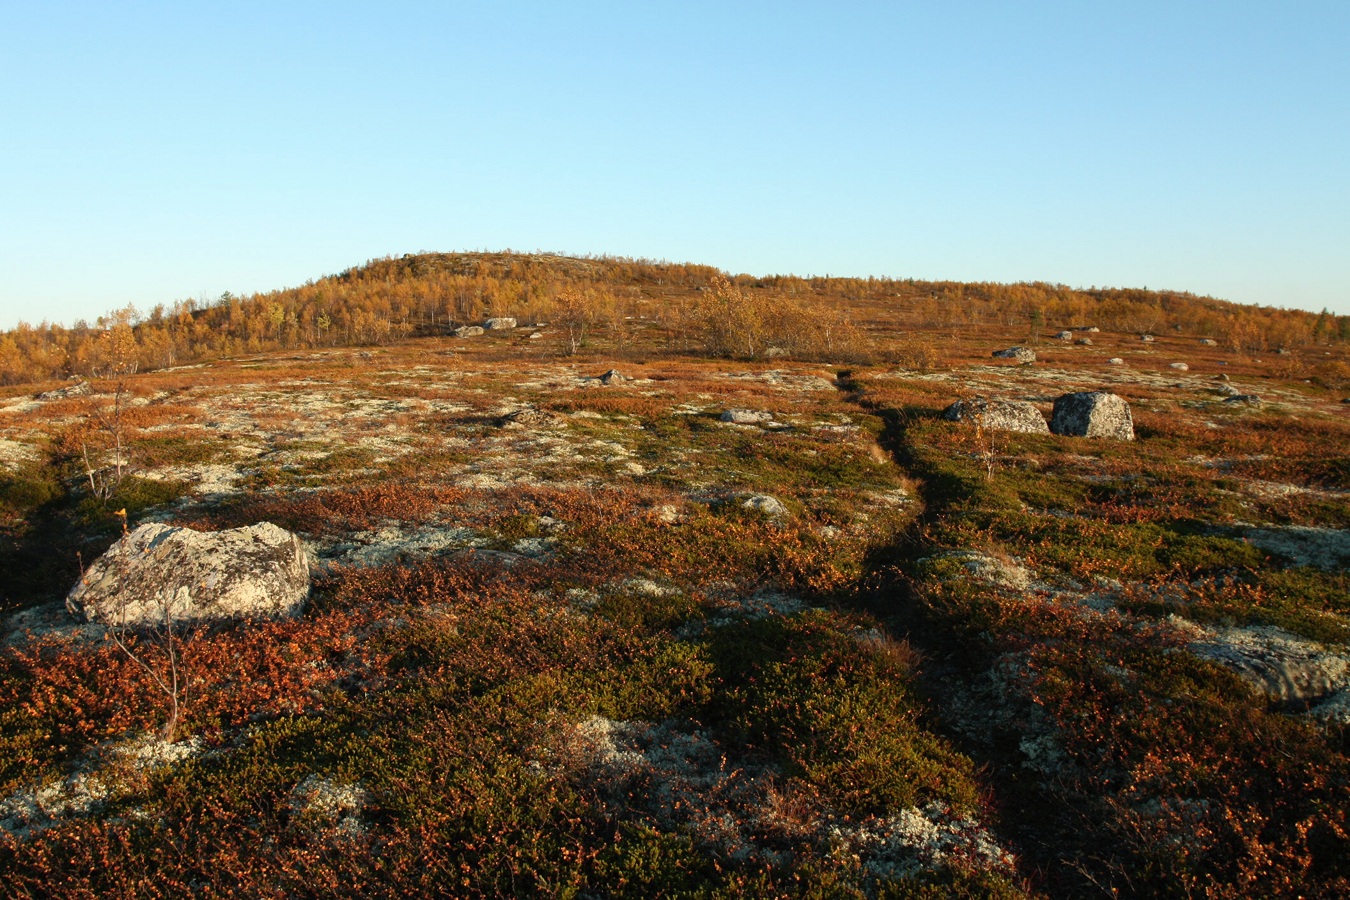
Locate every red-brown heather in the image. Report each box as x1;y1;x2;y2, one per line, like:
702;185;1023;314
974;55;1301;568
0;252;1347;897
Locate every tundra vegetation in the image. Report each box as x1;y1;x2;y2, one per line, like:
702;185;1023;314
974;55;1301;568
0;252;1347;897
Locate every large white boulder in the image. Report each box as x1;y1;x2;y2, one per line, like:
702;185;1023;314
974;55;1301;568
67;522;310;627
1050;392;1135;441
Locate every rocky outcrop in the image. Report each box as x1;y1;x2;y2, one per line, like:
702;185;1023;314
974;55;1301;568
67;523;309;627
1049;392;1135;440
992;347;1035;363
941;398;1048;434
483;317;517;330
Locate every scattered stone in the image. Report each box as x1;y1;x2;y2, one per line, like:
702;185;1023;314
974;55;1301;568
529;332;543;339
483;317;517;330
1055;331;1073;340
496;406;564;428
598;369;627;385
1106;357;1125;365
1224;394;1262;408
67;523;310;627
453;325;484;338
1169;362;1190;371
941;398;1049;434
742;494;789;518
1140;334;1155;342
1049;391;1135;440
1200;338;1217;346
721;408;774;425
1075;338;1093;346
992;347;1035;363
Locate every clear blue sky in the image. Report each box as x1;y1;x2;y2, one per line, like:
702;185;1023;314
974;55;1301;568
2;1;1347;329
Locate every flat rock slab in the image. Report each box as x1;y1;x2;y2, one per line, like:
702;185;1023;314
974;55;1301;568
1242;526;1350;571
67;523;309;627
1050;391;1135;440
1189;623;1350;708
992;347;1035;363
941;398;1049;434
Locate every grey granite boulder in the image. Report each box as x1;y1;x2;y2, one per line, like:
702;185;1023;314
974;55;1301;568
483;317;517;330
722;409;774;425
941;398;1049;434
453;325;484;338
1050;392;1135;440
992;347;1036;363
67;523;309;627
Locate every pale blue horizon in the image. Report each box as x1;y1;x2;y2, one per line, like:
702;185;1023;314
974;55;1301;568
2;1;1347;329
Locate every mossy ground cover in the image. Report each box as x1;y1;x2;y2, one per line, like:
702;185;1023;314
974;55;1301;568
0;324;1348;896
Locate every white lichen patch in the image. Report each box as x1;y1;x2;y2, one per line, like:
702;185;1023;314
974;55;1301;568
827;802;1016;882
0;735;203;840
0;437;39;469
322;522;487;568
288;774;369;838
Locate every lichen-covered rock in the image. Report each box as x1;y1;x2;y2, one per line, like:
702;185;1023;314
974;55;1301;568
1189;624;1350;706
991;347;1035;363
483;317;517;330
1075;337;1094;345
1050;391;1135;440
941;398;1048;434
598;369;627;385
67;523;309;627
453;325;484;338
1055;331;1073;340
722;408;774;425
1106;357;1125;365
497;406;564;428
742;494;788;518
1200;338;1217;346
1224;394;1262;407
1170;362;1190;371
922;550;1032;591
1140;334;1155;342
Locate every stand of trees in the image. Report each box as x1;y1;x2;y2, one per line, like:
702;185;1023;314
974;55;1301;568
1;251;1346;385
